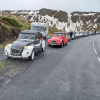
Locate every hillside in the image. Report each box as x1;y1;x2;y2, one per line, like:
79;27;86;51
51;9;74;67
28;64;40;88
70;12;100;31
0;18;20;47
0;9;100;33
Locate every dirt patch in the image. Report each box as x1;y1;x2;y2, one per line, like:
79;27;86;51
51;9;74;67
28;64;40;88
4;66;26;79
0;59;32;79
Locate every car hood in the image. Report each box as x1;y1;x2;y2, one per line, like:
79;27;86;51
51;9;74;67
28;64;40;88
11;40;33;52
50;36;62;41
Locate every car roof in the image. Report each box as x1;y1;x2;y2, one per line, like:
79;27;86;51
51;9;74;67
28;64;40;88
20;30;39;35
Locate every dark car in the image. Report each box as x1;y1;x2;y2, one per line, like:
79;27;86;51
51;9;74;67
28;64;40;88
5;30;45;61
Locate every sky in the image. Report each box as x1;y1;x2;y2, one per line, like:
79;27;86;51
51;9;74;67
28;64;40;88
0;0;100;13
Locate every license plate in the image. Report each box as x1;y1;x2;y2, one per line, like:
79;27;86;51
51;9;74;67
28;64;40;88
52;42;56;44
13;53;18;56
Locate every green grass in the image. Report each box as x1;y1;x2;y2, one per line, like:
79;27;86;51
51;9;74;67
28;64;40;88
8;60;11;64
0;62;5;66
10;17;31;30
0;62;5;72
0;66;5;70
9;65;14;68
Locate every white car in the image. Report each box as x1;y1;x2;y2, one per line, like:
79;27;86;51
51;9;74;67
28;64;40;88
5;30;45;61
75;32;80;38
79;32;85;37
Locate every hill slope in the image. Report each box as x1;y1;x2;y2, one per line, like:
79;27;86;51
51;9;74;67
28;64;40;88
0;19;20;46
0;9;100;32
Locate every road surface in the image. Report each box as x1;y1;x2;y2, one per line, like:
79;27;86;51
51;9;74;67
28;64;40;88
0;35;100;100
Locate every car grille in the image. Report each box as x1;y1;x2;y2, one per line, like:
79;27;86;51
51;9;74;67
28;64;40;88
12;49;20;53
52;41;56;44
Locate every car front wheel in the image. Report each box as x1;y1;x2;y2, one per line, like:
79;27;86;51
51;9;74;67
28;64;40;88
61;42;63;48
7;55;10;58
28;50;35;61
42;47;45;52
48;44;51;47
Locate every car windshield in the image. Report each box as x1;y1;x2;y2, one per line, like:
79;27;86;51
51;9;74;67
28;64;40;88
18;33;35;40
31;26;44;31
54;34;62;36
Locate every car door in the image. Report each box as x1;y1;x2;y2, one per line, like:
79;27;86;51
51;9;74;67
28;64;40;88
34;35;41;51
63;33;66;43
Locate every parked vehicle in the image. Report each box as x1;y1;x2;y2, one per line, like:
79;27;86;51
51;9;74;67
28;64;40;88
5;30;45;61
96;31;100;35
30;22;49;39
91;32;94;35
48;32;68;47
75;32;80;38
72;32;76;39
79;32;85;37
67;32;76;40
66;32;70;41
84;32;90;36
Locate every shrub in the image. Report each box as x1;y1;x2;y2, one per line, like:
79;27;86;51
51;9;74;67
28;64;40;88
2;17;23;28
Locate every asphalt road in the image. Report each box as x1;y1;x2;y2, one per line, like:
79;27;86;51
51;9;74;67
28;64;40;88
0;35;100;100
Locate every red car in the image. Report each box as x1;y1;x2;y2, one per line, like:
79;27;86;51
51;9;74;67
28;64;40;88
48;32;68;47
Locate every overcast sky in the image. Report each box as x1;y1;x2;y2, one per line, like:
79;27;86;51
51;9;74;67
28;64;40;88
0;0;100;13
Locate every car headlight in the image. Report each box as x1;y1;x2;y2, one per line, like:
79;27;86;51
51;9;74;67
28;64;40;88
24;46;27;49
6;44;10;48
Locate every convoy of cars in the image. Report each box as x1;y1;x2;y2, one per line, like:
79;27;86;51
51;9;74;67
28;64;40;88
4;22;100;61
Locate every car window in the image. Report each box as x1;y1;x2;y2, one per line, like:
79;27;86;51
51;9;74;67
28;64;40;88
54;34;62;36
31;26;45;31
18;33;35;40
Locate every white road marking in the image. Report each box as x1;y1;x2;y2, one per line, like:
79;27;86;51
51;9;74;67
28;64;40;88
93;41;94;47
3;79;11;87
94;48;97;54
93;43;94;47
93;37;100;62
98;57;100;62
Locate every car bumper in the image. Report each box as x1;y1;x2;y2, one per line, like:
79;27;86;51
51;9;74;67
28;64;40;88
5;50;31;59
48;43;61;46
48;41;61;46
6;53;28;59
